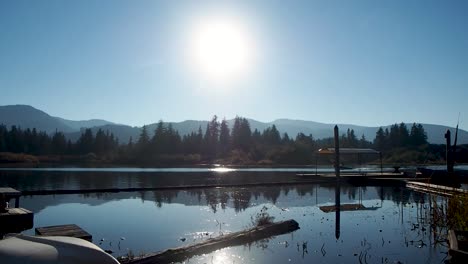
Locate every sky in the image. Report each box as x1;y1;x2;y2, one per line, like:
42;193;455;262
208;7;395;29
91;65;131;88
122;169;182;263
1;0;467;129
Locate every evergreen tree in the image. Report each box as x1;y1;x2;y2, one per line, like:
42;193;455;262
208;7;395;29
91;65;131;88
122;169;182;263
231;117;251;152
77;128;94;154
409;123;428;146
359;134;370;148
94;129;107;155
219;118;230;156
136;125;150;157
374;127;386;151
152;121;166;154
51;131;67;154
0;124;6;152
204;116;220;158
398;123;409;146
262;125;281;145
282;133;291;144
389;124;400;148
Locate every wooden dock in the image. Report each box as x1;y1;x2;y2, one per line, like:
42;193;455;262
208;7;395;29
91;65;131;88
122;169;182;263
0;208;34;233
406;181;468;197
319;203;380;213
0;187;21;208
0;187;34;234
35;224;92;241
296;173;429;186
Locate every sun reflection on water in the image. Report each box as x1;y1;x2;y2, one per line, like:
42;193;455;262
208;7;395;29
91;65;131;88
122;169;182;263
210;167;236;173
192;249;244;264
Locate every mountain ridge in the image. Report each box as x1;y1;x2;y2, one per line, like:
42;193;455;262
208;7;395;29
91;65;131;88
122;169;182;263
1;104;466;145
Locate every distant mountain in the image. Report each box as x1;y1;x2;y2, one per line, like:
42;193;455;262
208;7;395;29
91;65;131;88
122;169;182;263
65;124;140;144
0;105;74;133
54;117;114;131
1;104;467;145
0;105;114;134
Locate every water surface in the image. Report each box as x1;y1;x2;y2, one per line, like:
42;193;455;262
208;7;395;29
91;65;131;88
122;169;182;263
18;184;445;263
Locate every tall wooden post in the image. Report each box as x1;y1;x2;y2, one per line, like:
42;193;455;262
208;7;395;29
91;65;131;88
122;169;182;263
335;178;341;240
379;152;383;176
334;125;340;179
334;125;341;239
445;129;454;173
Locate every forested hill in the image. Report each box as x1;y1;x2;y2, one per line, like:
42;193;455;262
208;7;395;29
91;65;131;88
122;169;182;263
1;104;467;144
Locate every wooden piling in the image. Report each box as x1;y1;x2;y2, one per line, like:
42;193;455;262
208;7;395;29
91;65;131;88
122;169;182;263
334;125;340;179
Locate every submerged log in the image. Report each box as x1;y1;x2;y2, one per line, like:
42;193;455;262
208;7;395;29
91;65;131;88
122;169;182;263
123;219;299;264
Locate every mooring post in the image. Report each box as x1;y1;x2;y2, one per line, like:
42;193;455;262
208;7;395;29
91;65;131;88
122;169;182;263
334;125;340;179
445;129;453;173
335;179;341;240
334;125;341;239
379;152;383;176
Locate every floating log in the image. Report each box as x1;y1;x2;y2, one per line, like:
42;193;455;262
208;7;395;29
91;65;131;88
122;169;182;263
122;219;299;264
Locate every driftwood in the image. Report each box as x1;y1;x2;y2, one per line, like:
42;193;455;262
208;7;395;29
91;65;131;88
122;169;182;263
122;219;299;264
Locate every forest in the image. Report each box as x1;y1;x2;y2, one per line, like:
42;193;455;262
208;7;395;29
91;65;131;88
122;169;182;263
0;116;465;166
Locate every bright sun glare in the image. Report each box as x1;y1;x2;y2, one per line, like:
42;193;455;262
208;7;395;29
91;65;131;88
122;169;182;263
191;17;253;82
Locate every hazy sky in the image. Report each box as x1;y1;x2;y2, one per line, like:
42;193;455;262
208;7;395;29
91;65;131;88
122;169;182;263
1;0;467;129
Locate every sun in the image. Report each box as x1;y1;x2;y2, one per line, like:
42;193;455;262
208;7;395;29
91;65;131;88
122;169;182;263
190;17;253;82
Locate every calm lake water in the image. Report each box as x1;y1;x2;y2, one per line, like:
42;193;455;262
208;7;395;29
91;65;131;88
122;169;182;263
0;168;450;263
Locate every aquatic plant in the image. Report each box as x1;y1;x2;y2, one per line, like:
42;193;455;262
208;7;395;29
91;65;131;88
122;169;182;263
447;194;468;231
251;206;275;227
431;194;468;231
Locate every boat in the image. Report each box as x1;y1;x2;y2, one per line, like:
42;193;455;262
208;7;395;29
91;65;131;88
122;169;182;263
0;234;119;264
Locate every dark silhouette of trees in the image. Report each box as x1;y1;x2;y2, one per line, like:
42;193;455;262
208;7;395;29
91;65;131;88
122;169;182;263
372;123;430;163
231;117;251;153
0;124;118;159
77;128;94;154
374;127;386;151
409;123;428;146
51;131;67;154
0;119;441;165
219;118;230;156
204;116;220;159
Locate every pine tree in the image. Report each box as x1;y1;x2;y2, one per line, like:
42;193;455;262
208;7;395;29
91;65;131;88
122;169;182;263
77;128;94;154
204;116;220;158
409;123;428;146
219;118;230;156
374;127;386;151
231;117;251;152
51;131;67;154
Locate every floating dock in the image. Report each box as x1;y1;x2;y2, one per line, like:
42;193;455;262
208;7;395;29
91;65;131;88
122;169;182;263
0;208;33;234
296;172;430;186
319;203;380;213
35;224;92;242
0;187;33;234
0;187;21;208
406;181;468;197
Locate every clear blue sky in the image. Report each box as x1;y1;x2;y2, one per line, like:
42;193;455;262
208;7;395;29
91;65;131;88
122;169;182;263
1;0;467;129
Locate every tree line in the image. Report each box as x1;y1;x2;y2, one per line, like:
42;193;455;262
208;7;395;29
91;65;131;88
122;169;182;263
0;118;440;165
0;125;118;156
